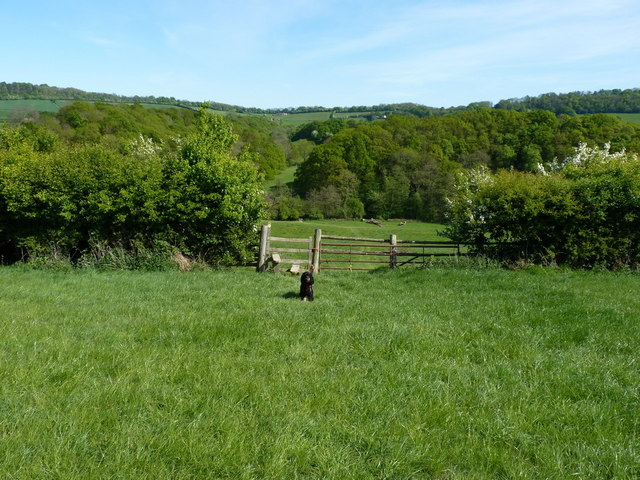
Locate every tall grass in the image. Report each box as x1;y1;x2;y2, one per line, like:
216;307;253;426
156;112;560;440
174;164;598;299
1;267;638;479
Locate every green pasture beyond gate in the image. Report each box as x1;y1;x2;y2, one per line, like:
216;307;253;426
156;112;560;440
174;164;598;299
268;219;444;242
0;266;638;479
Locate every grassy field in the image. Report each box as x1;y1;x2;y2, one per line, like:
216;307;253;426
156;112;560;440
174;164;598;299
613;113;640;125
0;100;190;121
0;99;71;120
265;111;370;127
268;219;444;241
4;99;640;127
264;165;297;190
265;220;455;271
1;265;638;479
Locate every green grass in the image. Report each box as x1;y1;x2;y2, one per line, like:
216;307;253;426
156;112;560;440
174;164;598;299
613;113;640;125
0;100;210;121
268;219;444;241
3;99;640;127
0;99;71;120
0;100;370;127
201;111;372;128
262;111;371;127
264;165;298;190
1;266;638;479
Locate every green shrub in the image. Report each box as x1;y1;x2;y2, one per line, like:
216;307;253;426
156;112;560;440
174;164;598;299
0;110;265;266
444;144;640;268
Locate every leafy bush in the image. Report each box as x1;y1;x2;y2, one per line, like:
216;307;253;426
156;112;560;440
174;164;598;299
0;110;265;266
443;144;640;268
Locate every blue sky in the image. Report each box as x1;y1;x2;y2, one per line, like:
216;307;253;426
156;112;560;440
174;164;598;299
3;0;639;108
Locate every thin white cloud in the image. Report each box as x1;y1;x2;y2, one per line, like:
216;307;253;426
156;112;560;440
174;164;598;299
301;0;639;63
84;35;122;49
310;0;640;93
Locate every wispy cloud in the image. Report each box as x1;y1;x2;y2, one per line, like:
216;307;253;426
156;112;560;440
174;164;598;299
84;35;122;49
303;0;640;94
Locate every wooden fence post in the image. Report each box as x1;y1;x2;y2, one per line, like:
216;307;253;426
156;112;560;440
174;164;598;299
257;223;271;272
312;228;322;273
390;234;398;269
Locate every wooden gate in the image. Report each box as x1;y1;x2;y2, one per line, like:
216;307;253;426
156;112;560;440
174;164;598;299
320;234;466;271
257;224;468;273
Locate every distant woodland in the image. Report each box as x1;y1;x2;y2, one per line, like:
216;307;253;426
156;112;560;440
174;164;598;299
2;83;640;235
2;81;640;116
287;110;640;221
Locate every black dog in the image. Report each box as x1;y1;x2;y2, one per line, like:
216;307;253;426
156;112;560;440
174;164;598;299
300;271;314;301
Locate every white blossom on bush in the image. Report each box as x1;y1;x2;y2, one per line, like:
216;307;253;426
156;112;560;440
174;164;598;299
130;134;162;157
537;143;638;175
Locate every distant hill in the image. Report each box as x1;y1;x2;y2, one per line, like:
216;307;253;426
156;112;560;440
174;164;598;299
495;89;640;115
0;81;208;110
1;81;640;118
0;81;476;117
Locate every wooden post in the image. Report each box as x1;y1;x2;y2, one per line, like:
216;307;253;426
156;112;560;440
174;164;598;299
312;228;322;273
307;236;313;271
257;223;271;272
390;234;398;269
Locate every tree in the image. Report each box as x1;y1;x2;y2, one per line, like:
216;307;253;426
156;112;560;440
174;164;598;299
162;109;265;264
293;142;347;194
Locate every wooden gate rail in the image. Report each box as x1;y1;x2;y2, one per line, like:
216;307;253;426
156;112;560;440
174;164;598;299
257;224;470;273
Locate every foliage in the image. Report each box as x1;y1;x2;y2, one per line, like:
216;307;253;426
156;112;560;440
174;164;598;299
495;88;640;115
266;184;307;220
443;144;640;268
0;110;265;265
162;110;266;264
6;82;640;121
293;109;640;221
228;114;288;179
290;118;359;144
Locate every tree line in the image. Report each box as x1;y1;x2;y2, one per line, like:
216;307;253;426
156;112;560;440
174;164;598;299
495;89;640;115
271;110;640;222
3;96;640;268
4;82;640;116
13;101;290;180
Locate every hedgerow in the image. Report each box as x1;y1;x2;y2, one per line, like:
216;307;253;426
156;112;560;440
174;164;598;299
443;144;640;268
0;110;265;266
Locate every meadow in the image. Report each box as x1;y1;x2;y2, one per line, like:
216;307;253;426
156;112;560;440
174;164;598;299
268;219;444;242
1;262;638;479
4;98;640;128
0;99;70;120
613;113;640;125
264;165;297;190
262;111;371;127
